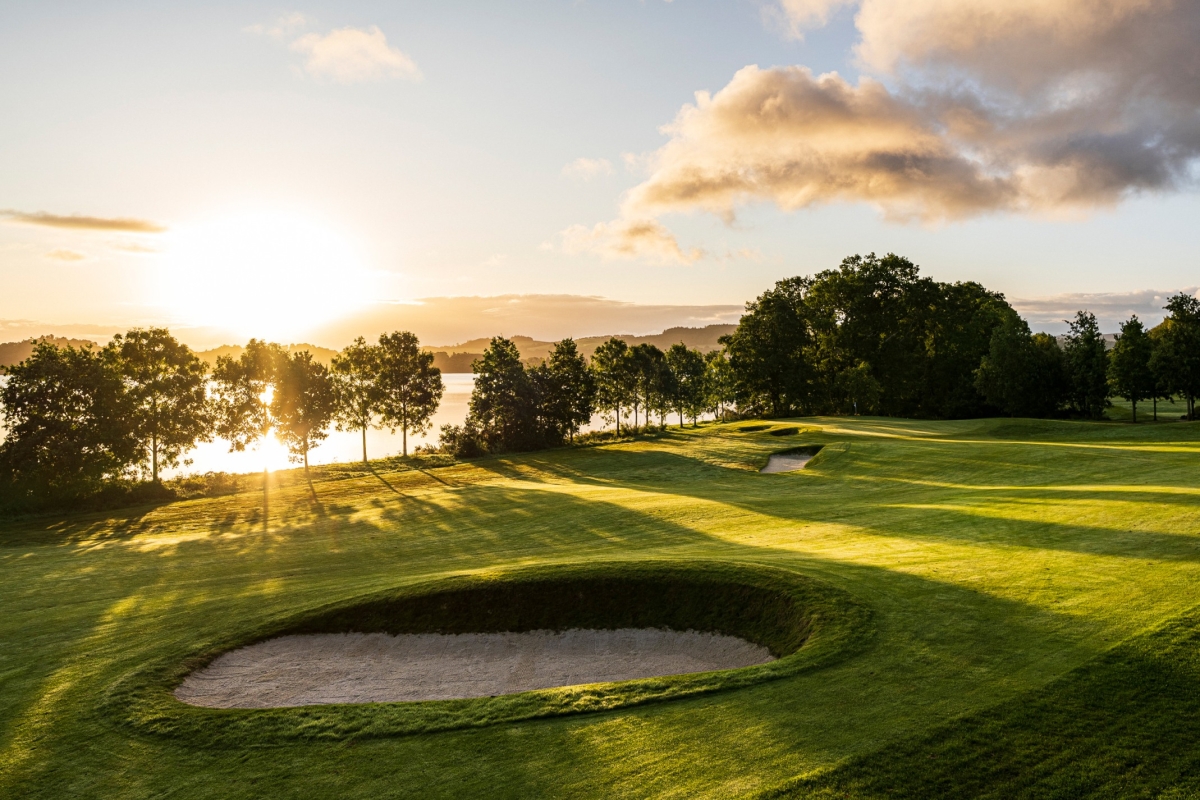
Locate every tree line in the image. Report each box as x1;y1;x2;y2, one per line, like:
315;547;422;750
3;251;1198;510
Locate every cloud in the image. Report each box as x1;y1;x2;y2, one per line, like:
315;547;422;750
1;210;167;233
290;26;422;83
561;217;703;265
569;0;1200;245
45;249;85;261
111;241;159;254
561;157;613;180
244;12;312;40
1011;286;1200;333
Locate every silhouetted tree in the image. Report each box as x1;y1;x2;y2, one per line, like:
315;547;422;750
627;343;665;432
331;337;383;463
1108;316;1154;423
211;339;286;453
837;361;882;416
1063;311;1110;419
106;327;211;482
273;351;337;498
0;341;138;508
591;337;634;434
377;331;444;456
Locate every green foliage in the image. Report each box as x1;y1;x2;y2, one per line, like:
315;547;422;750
627;343;667;431
377;332;444;456
974;315;1067;417
591;337;635;434
532;338;595;443
467;336;538;452
1151;293;1200;420
106;327;212;482
1064;310;1110;419
330;337;384;462
723;254;1010;419
705;349;736;420
1108;316;1155;422
0;341;138;509
666;343;707;427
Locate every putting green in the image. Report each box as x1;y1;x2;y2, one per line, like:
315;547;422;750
2;416;1199;798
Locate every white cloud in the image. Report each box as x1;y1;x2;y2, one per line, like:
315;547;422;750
290;26;422;84
561;157;613;180
45;249;86;261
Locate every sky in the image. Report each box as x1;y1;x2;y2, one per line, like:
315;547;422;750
2;0;1198;347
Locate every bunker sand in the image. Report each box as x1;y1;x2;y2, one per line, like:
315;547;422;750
761;452;816;473
175;629;774;707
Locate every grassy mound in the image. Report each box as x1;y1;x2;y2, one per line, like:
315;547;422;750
108;561;870;745
761;605;1200;799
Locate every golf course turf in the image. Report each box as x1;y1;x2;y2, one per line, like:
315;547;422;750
2;416;1199;798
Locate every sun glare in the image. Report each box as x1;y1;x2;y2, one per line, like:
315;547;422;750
156;209;373;341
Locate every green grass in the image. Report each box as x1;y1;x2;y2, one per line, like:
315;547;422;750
2;416;1200;798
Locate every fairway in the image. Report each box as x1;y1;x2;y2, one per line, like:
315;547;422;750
3;417;1200;798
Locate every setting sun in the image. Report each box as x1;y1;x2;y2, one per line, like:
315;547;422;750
155;209;373;341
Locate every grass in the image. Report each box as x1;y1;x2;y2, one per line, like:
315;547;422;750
2;415;1200;798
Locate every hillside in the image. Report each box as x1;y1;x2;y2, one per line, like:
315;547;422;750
0;336;100;372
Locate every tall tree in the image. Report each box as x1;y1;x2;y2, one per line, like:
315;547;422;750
1063;311;1110;419
722;276;812;417
974;315;1067;418
704;350;736;422
666;344;707;427
272;351;337;497
106;327;211;483
212;340;286;526
1108;316;1155;423
331;337;383;463
377;331;444;456
628;343;666;432
0;341;137;508
535;338;594;443
468;336;536;452
1152;293;1200;420
591;337;634;435
211;339;286;453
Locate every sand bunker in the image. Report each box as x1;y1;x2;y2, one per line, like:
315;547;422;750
761;452;816;473
175;629;774;707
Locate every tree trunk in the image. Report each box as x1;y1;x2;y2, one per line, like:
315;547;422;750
1154;396;1158;422
263;467;269;532
361;426;368;464
679;409;684;429
1132;399;1137;423
151;432;158;483
615;403;620;435
402;403;408;456
303;445;317;502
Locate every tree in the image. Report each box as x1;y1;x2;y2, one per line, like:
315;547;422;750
666;344;707;427
535;338;594;443
1152;294;1200;420
1107;316;1154;423
836;361;881;416
331;337;383;463
377;332;444;456
106;327;211;483
211;339;286;453
0;341;137;508
723;276;811;417
468;336;537;452
591;337;634;435
705;350;736;421
974;315;1067;418
628;343;666;432
212;340;286;525
272;351;337;497
1063;311;1110;419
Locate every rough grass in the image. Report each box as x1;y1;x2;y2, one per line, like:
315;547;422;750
2;416;1200;798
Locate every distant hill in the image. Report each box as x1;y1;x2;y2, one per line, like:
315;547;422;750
0;336;99;372
193;343;341;369
2;324;739;375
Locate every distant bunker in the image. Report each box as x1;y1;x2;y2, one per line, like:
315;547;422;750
174;568;813;709
762;446;824;474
